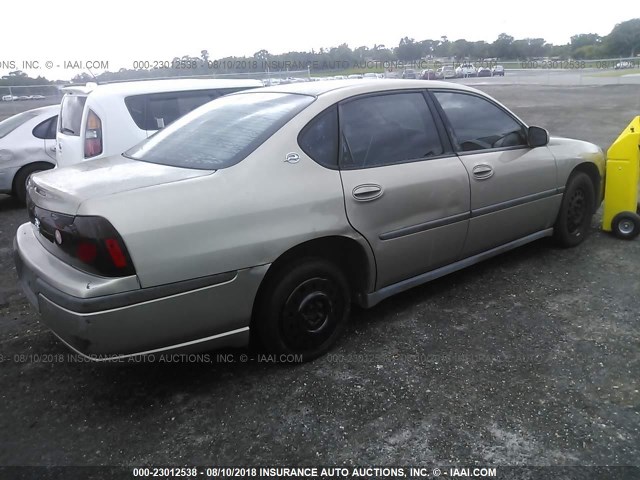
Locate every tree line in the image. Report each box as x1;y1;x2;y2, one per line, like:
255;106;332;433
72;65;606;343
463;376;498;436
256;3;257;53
2;18;638;86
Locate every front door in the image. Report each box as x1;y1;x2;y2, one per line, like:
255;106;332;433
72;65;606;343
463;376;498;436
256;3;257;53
432;90;559;257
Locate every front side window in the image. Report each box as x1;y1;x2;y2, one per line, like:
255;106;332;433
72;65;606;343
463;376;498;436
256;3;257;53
433;91;527;152
339;92;444;169
125;92;314;170
59;95;87;136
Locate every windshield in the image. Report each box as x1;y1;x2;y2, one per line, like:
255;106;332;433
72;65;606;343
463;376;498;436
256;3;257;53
125;92;314;170
0;110;39;138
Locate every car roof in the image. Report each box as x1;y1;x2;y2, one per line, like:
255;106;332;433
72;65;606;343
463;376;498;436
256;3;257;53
247;79;478;97
61;78;263;97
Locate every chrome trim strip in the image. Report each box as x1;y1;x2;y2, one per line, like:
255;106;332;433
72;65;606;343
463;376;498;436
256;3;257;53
362;228;554;308
379;212;471;240
472;188;561;217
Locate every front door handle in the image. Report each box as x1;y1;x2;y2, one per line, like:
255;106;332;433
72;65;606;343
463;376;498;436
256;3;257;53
472;164;494;180
352;184;383;201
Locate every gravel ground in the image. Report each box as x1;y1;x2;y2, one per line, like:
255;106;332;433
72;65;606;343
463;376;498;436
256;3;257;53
0;85;638;474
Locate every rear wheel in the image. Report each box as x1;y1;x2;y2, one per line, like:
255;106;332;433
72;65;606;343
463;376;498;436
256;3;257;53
553;172;595;247
255;258;351;361
611;212;640;240
13;163;54;204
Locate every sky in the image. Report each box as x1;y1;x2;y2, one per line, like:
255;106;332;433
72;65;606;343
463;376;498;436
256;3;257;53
0;0;634;81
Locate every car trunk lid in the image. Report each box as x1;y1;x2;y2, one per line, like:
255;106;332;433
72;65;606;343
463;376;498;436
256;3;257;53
28;155;214;215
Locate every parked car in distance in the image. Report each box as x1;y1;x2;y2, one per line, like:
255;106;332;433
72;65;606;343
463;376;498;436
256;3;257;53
363;73;379;79
334;75;347;80
55;78;262;167
15;80;605;362
0;105;58;203
436;66;456;79
1;95;14;102
420;69;436;80
477;67;492;77
614;61;633;69
456;63;477;77
402;69;418;79
492;65;505;76
347;74;363;79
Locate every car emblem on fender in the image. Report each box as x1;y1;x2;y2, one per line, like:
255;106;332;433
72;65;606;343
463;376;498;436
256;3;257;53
284;152;300;164
34;217;40;230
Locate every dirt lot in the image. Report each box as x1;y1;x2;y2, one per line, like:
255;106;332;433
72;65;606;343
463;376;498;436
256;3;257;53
0;85;638;473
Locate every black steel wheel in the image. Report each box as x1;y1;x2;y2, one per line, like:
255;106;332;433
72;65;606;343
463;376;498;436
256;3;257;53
255;258;350;361
553;172;595;247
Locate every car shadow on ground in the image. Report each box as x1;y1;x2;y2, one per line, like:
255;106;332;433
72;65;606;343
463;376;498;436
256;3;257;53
0;194;22;212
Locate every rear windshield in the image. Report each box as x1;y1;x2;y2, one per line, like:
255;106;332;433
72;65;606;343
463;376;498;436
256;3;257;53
125;92;314;170
125;87;257;131
0;110;39;138
59;95;87;136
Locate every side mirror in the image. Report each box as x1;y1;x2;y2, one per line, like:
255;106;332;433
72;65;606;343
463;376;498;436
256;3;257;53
528;126;549;147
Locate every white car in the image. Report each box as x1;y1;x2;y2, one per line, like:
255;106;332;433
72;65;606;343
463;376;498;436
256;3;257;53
363;73;378;79
56;78;262;166
0;105;58;202
455;64;477;77
614;61;633;69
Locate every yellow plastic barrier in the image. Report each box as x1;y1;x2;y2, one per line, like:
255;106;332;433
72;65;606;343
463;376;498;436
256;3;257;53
602;116;640;239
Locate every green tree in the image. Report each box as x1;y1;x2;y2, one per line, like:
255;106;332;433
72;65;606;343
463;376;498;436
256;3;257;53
605;18;640;56
492;33;514;59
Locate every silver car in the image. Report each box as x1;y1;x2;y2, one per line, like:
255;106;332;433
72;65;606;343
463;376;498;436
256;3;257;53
14;80;605;361
0;105;58;202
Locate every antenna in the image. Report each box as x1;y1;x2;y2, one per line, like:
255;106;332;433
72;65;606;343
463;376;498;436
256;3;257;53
86;67;99;84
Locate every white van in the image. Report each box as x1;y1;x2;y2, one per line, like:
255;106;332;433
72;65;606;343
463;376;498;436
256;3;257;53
56;78;262;166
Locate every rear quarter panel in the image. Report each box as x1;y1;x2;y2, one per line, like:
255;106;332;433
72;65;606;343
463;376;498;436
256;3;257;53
78;107;361;288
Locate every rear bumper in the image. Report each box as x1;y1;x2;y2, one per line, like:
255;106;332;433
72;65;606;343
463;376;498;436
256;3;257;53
14;222;269;359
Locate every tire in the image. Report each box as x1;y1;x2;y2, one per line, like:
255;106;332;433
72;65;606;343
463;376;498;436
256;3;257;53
255;258;351;361
13;163;53;204
611;212;640;240
553;172;595;247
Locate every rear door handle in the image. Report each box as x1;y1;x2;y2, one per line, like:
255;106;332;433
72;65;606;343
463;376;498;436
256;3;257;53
472;164;494;180
352;184;383;201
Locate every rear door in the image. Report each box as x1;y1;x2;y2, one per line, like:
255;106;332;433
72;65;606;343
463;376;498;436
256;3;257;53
56;93;87;166
338;91;470;289
431;90;558;257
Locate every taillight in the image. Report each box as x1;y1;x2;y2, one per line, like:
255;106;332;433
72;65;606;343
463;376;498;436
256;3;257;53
31;206;135;277
84;109;102;158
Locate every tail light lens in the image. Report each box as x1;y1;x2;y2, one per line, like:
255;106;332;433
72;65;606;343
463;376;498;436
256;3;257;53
84;109;102;158
28;203;135;277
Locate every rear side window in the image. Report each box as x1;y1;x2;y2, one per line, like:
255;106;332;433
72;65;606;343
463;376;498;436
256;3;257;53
433;91;526;151
125;92;314;170
339;92;444;169
32;116;58;140
125;88;256;131
59;95;87;136
298;105;339;168
0;111;39;138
